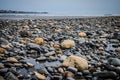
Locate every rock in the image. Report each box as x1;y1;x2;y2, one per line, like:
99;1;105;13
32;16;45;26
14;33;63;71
0;47;6;54
93;71;117;79
45;51;55;57
19;30;31;37
22;25;29;29
62;55;88;70
0;76;4;80
108;58;120;66
54;44;60;49
66;77;75;80
36;57;47;61
115;48;120;54
65;71;75;78
7;57;18;63
78;32;86;37
5;72;19;80
0;63;4;69
67;66;78;73
61;40;75;49
34;38;44;45
51;76;63;80
34;71;46;80
26;62;34;67
27;43;41;53
98;47;104;51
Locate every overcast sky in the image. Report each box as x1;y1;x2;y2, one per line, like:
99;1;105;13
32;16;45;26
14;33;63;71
0;0;120;16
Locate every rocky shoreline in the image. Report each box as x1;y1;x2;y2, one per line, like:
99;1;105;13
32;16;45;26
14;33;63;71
0;16;120;80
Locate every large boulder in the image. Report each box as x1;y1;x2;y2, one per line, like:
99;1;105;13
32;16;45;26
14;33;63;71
62;55;88;70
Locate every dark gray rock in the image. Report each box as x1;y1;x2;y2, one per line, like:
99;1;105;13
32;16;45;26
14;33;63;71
5;72;19;80
67;66;78;74
108;58;120;66
93;71;117;79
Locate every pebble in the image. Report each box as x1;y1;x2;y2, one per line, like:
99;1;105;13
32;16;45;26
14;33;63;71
7;57;18;63
93;71;117;79
67;66;78;74
5;72;19;80
61;40;75;49
34;37;44;45
62;55;88;70
34;71;46;80
108;58;120;66
78;32;87;37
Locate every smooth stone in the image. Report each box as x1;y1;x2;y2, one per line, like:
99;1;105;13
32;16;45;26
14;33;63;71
65;71;75;78
62;55;88;70
7;57;18;63
51;76;63;80
61;40;75;49
47;67;54;73
27;43;41;53
19;30;31;37
5;72;19;80
0;47;6;54
26;62;34;67
60;55;67;61
34;71;46;80
0;63;4;69
0;76;5;80
36;57;47;61
78;32;87;37
67;66;78;74
0;68;8;73
37;67;49;75
34;37;44;45
108;58;120;66
66;77;75;80
44;51;55;57
82;70;90;75
93;71;117;79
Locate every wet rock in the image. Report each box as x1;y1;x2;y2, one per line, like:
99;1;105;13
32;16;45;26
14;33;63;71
67;66;78;74
0;76;5;80
5;72;19;80
47;67;54;73
114;32;120;40
26;62;34;67
66;77;75;80
34;71;46;80
36;57;47;61
37;67;49;75
45;51;55;57
51;76;63;80
93;71;117;79
22;25;29;29
19;30;31;37
78;32;86;37
0;47;6;54
61;40;75;49
27;43;41;53
0;63;4;69
7;57;18;63
115;48;120;54
0;68;8;73
62;55;88;70
82;70;90;75
34;37;44;45
108;58;120;66
65;71;75;78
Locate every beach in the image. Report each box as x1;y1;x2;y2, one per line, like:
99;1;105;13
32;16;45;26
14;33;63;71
0;16;120;80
